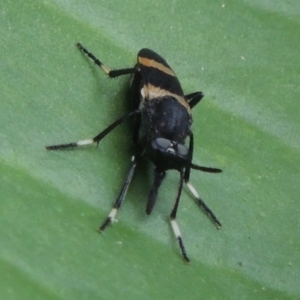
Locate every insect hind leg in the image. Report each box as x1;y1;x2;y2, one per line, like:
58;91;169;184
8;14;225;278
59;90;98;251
77;43;136;78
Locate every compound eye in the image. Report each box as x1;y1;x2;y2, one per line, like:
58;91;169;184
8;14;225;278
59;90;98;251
151;138;172;151
177;144;189;157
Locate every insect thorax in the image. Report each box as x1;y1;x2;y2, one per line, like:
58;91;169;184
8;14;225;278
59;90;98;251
137;96;192;170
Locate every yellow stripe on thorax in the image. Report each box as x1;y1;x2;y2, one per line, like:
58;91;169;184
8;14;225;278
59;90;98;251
142;84;190;113
138;57;176;77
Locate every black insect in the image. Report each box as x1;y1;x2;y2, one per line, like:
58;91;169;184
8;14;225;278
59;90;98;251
46;43;222;262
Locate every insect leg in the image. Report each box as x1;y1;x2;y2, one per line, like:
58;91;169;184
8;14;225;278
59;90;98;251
184;133;222;228
45;110;140;150
185;91;204;109
184;131;194;183
77;43;136;78
170;171;190;262
185;182;222;228
99;155;138;231
146;168;166;215
185;132;222;176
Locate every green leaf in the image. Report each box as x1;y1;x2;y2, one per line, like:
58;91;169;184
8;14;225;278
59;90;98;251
1;1;299;299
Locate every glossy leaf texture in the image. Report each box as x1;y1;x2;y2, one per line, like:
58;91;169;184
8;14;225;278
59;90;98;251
1;1;299;299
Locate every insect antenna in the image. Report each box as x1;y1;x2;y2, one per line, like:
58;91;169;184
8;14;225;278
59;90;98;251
189;163;222;173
